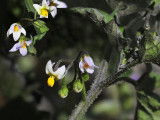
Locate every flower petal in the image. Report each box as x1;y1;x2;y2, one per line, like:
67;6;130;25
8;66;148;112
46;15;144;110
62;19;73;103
9;42;21;52
47;0;50;5
13;31;21;41
33;4;42;14
79;60;85;73
85;67;94;74
84;56;94;66
53;65;66;79
42;0;48;6
10;23;17;31
40;15;48;18
21;28;26;36
19;47;28;56
45;60;55;74
25;40;32;46
56;1;67;8
7;29;13;37
50;6;57;18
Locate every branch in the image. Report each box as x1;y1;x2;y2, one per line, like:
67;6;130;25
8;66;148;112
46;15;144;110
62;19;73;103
67;59;140;120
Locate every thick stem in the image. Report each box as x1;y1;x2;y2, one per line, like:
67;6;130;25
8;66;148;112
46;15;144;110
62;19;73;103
67;59;140;120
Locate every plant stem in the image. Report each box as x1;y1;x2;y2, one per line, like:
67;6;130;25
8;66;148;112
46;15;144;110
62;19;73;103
34;12;37;20
67;59;140;120
82;80;86;101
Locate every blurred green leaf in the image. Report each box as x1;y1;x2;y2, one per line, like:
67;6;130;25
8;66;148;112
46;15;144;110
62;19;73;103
33;20;49;34
139;31;160;63
71;7;118;24
136;90;160;120
92;100;120;117
138;72;160;91
28;44;37;54
33;32;47;45
154;0;160;6
25;0;35;12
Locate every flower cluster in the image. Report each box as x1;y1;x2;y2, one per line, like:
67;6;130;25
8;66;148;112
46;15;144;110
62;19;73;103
45;54;99;98
33;0;67;19
7;23;32;56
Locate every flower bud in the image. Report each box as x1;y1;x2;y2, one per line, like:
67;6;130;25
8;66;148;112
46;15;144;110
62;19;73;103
73;80;83;93
82;73;89;82
58;86;68;98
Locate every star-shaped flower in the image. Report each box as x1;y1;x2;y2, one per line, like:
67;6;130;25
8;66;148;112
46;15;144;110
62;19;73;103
45;60;66;87
33;0;57;18
79;55;99;74
7;23;26;41
9;36;32;56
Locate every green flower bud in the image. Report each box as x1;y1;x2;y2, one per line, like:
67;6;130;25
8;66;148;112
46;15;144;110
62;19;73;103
58;86;68;98
73;80;83;93
82;73;89;82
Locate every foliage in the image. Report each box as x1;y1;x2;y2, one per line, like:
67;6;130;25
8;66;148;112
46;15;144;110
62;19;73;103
1;0;160;120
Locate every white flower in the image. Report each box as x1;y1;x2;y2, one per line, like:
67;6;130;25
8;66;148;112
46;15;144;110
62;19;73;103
33;0;57;18
47;0;67;8
9;38;32;56
45;60;66;87
79;55;99;74
7;23;26;41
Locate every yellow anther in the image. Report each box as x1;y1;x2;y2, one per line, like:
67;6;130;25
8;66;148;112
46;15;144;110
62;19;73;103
84;62;89;69
14;25;19;32
22;43;27;48
41;9;48;17
47;76;55;87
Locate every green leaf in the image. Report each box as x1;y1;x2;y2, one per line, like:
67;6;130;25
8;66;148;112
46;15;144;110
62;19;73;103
28;44;37;54
154;0;160;6
136;90;160;120
139;31;160;63
138;72;160;91
33;20;49;34
33;32;47;45
25;0;35;12
71;7;118;24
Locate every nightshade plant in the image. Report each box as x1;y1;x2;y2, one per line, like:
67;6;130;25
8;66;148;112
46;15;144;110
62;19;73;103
4;0;160;120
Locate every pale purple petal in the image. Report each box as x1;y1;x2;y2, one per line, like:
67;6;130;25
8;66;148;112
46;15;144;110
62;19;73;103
21;28;26;36
84;56;94;66
47;0;50;5
56;1;67;8
53;65;66;79
13;31;21;41
85;67;94;74
45;60;55;74
50;6;57;18
79;60;85;73
7;29;13;37
10;23;17;31
19;47;28;56
9;42;21;52
42;0;48;6
25;40;32;46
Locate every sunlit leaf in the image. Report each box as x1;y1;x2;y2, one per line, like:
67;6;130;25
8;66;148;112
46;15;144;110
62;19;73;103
33;32;47;45
154;0;160;6
71;7;118;24
135;90;160;120
33;20;49;34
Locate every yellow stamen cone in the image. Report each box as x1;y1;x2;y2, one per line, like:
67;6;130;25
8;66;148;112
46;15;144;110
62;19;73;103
47;76;55;87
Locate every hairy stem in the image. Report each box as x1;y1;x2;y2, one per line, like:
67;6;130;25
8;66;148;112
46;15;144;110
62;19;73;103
67;59;140;120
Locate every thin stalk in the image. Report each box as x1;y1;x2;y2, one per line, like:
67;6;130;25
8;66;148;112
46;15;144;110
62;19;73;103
67;59;140;120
